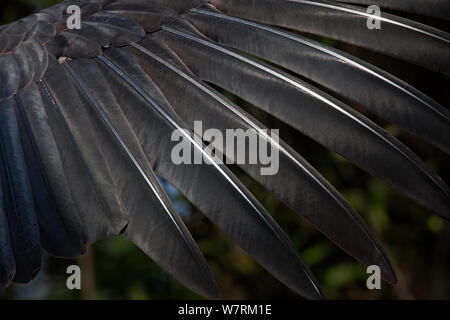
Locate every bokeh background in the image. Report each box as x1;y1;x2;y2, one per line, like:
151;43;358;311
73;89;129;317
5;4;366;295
1;0;449;300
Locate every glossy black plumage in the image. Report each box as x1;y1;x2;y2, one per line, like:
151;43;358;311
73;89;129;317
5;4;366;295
158;22;450;221
0;98;41;283
185;8;450;154
96;48;323;299
65;58;219;298
129;38;396;283
210;0;450;74
0;0;449;299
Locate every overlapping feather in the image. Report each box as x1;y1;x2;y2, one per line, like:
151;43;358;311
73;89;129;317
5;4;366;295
0;0;449;299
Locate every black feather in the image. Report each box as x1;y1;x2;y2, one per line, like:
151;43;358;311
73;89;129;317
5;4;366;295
0;98;41;283
186;8;450;154
41;56;126;245
97;48;324;299
157;23;450;221
129;38;397;283
210;0;450;74
63;58;219;299
332;0;450;20
15;83;80;258
0;171;16;288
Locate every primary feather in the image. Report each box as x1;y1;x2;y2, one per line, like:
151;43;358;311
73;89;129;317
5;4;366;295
0;0;448;299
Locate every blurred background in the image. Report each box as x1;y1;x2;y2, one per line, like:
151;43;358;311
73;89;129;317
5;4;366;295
1;0;450;300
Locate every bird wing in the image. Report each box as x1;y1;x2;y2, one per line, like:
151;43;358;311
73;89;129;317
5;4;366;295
0;0;449;299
